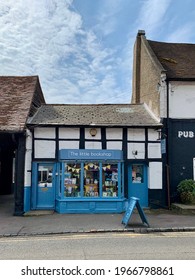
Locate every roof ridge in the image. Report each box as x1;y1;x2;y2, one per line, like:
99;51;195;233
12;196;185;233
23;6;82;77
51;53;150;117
0;75;39;78
41;103;144;106
148;39;195;46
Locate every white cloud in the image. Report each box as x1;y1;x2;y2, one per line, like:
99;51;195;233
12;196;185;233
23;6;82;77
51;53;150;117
120;0;172;101
136;0;171;35
2;0;192;106
0;0;129;104
165;23;195;43
93;0;124;36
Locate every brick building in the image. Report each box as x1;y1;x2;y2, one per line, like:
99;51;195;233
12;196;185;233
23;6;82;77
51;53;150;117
132;30;195;206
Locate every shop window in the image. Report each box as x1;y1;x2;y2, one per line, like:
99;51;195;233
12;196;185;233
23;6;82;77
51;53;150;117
132;164;144;183
84;162;99;197
60;161;124;199
102;163;118;197
38;165;53;187
64;163;81;197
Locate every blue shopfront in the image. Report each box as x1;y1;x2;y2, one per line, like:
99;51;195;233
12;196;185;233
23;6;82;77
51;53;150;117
31;149;126;213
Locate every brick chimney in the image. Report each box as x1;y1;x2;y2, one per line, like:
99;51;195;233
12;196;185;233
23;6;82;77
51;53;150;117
132;30;145;104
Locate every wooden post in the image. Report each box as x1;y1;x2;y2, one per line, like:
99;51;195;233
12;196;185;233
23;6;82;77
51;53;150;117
14;133;26;216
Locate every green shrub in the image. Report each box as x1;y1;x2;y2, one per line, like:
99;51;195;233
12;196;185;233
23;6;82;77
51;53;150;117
177;179;195;204
177;179;195;193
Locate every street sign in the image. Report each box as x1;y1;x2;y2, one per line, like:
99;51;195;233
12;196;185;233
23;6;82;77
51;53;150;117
122;197;149;227
161;139;166;154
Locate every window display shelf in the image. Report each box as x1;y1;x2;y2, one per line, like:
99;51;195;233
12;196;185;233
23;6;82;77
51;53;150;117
84;184;99;197
64;184;80;197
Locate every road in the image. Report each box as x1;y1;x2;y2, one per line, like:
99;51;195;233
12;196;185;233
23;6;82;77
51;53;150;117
0;232;194;260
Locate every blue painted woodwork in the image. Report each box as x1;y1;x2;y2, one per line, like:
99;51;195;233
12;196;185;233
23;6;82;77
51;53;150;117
29;149;125;213
55;198;127;213
122;197;149;227
128;164;148;207
32;163;56;210
24;186;31;212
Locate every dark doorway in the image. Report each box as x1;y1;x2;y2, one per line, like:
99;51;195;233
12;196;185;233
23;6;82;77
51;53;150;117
0;134;16;195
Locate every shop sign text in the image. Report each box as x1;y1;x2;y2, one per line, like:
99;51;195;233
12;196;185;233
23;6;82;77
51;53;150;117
69;150;112;158
59;149;123;160
178;131;194;138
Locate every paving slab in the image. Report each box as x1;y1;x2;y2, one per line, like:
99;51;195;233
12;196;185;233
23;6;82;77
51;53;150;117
0;195;195;236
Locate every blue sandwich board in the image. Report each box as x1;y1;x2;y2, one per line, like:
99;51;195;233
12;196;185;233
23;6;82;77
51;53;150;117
122;197;149;227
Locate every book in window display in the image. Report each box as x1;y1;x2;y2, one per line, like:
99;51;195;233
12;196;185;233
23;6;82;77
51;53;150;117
64;164;81;197
102;163;118;197
84;162;100;197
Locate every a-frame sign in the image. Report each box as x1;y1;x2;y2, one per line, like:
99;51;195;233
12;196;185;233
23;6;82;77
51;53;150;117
122;197;149;227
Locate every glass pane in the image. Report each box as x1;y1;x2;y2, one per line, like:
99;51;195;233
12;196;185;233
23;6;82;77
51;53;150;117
64;163;81;197
84;162;99;197
102;163;118;197
38;165;53;187
132;164;144;183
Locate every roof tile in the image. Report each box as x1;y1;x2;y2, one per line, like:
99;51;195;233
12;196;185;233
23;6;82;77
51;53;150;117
28;103;161;127
148;40;195;79
0;76;45;132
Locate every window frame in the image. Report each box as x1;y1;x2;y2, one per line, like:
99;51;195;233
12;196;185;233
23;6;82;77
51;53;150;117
59;160;124;199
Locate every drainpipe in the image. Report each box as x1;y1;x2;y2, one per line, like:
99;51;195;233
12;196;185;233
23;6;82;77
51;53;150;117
166;80;171;209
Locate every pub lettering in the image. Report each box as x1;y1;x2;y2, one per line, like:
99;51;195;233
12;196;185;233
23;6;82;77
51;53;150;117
178;131;194;138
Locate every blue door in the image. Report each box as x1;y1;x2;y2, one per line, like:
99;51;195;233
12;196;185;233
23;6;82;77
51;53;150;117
33;163;56;209
128;164;148;207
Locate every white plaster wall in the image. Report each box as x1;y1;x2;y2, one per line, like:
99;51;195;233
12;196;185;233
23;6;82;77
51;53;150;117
169;81;195;118
25;150;32;186
128;128;145;141
127;143;145;159
85;142;102;149
34;127;55;139
35;140;56;158
106;128;122;139
85;128;101;139
59;128;80;139
149;162;162;189
148;143;161;158
24;129;32;186
148;129;159;141
26;129;32;150
107;141;122;150
59;141;79;149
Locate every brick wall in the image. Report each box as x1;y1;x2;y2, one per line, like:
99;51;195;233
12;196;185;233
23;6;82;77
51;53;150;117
131;32;162;118
140;39;160;117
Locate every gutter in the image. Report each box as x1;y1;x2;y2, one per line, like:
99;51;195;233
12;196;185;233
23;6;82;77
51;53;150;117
167;77;195;81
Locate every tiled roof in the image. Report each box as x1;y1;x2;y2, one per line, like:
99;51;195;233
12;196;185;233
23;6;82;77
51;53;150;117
148;40;195;79
0;76;45;132
28;103;161;127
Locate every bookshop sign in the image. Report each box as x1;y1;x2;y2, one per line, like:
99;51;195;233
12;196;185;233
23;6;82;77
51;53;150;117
59;149;123;160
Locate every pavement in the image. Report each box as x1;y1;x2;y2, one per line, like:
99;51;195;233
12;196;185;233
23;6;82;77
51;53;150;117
0;195;195;237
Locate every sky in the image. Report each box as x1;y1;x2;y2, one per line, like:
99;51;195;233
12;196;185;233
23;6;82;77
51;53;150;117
0;0;195;104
